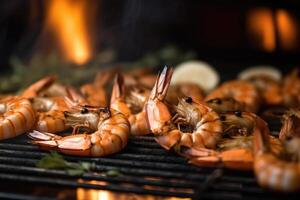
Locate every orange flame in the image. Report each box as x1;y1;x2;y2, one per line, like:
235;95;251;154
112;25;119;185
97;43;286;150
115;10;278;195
247;8;298;52
46;0;92;64
247;8;276;52
276;9;297;51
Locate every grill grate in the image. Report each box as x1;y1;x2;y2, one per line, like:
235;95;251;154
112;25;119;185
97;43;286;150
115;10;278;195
0;134;299;200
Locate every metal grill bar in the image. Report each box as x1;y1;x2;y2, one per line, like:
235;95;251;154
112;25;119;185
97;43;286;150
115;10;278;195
0;135;300;199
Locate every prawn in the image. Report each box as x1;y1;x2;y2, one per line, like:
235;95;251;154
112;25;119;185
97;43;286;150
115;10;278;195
0;97;36;140
23;77;87;133
21;76;56;98
246;75;283;106
205;97;245;113
166;82;205;105
190;112;282;170
253;108;300;192
205;80;261;113
80;71;111;107
282;68;300;107
28;106;130;157
145;66;223;154
30;97;69;133
110;74;150;135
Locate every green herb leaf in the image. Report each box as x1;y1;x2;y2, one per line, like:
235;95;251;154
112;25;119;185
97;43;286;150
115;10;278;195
36;152;69;169
104;169;122;177
36;152;95;176
67;169;85;176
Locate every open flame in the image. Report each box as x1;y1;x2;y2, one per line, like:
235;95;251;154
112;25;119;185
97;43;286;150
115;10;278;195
277;9;297;51
247;8;276;52
247;8;298;52
45;0;92;64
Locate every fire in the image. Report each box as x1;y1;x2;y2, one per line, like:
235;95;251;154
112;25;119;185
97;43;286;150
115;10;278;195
277;9;297;51
45;0;92;64
247;8;276;52
247;8;298;52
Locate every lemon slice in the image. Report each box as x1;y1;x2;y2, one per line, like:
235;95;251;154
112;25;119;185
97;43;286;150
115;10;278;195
171;60;219;93
238;66;282;81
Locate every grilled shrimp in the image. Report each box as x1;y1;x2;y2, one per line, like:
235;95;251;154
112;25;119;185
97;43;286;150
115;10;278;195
246;76;282;106
21;76;56;98
23;77;87;133
190;112;281;170
166;83;205;105
30;97;69;133
124;67;157;88
0;97;36;140
254;108;300;192
145;66;223;154
282;68;300;107
110;74;150;135
22;76;86;102
205;97;244;113
279;108;300;140
80;71;111;107
28;106;129;157
205;80;260;113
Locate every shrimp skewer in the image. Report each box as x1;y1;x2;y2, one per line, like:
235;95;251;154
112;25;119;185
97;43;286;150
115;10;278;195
0;97;36;140
28;106;130;157
110;74;150;135
145;66;223;154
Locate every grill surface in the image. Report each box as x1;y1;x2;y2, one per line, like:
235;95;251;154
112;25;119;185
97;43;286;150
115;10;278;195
0;133;299;200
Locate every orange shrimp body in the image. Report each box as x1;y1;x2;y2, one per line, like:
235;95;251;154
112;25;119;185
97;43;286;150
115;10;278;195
22;77;88;133
247;76;282;106
30;97;70;133
0;97;36;140
166;83;205;105
80;71;112;107
111;74;151;136
145;67;223;154
190;112;270;170
282;68;300;107
205;97;245;113
28;107;130;157
21;76;56;98
253;109;300;192
205;80;260;113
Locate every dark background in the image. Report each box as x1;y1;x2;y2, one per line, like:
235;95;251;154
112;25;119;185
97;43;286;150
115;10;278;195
1;0;300;74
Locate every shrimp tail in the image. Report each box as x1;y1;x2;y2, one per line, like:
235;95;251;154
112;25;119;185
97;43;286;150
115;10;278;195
22;76;56;98
111;73;125;103
146;66;173;134
149;66;173;101
28;130;92;156
65;87;87;105
189;149;253;170
28;130;62;141
253;117;271;155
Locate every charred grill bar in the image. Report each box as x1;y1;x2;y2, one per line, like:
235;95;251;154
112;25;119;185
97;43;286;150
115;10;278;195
0;133;299;199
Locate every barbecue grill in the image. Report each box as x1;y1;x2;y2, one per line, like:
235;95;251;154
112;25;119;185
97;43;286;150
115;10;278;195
0;129;299;200
1;1;300;199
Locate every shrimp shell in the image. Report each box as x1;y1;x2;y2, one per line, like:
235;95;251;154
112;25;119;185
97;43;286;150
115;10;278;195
0;97;36;140
205;80;260;113
29;108;130;157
